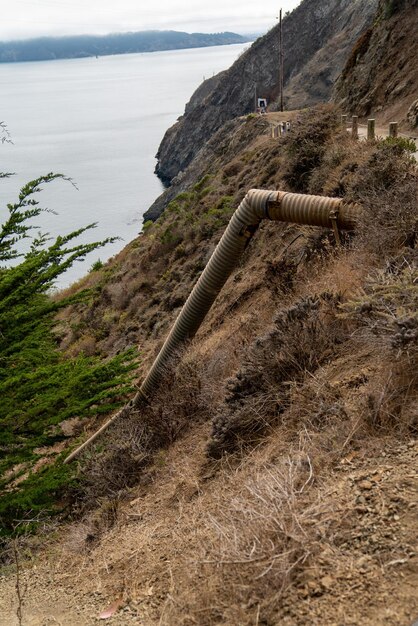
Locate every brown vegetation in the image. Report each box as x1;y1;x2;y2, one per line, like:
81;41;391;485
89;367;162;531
1;106;417;625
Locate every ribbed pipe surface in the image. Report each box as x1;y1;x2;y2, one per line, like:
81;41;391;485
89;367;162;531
269;192;359;230
65;189;359;462
139;189;276;397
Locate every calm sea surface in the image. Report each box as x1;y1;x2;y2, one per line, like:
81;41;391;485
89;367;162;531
0;43;249;287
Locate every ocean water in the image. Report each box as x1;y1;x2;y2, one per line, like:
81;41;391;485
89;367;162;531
0;42;249;287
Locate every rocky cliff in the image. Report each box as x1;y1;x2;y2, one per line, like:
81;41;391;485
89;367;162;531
155;0;378;185
335;0;418;125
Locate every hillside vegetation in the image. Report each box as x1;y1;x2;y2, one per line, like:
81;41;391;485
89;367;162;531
1;106;416;625
1;0;417;619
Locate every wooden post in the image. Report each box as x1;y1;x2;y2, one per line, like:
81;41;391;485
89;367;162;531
341;114;348;128
352;115;358;139
389;122;398;138
367;119;375;141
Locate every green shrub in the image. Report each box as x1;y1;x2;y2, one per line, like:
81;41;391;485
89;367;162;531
381;136;417;153
193;174;212;194
142;219;154;232
89;258;104;272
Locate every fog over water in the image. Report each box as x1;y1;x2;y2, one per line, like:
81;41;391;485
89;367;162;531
0;42;249;286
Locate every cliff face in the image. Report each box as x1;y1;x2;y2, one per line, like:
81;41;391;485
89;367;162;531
334;0;418;124
155;0;378;184
144;114;271;222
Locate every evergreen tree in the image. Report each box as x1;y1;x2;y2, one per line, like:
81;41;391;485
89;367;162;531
0;167;137;535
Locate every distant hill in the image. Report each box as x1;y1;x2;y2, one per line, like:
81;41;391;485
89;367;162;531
0;30;249;63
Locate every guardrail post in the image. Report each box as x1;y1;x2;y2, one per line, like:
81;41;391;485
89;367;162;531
341;114;348;128
352;116;358;139
367;119;375;140
389;122;398;138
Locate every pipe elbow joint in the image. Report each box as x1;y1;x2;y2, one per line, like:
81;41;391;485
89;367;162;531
239;189;280;224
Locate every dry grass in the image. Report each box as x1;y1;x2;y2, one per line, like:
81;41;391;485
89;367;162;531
78;350;210;520
156;426;354;626
349;142;417;257
203;456;325;584
12;103;416;625
341;255;418;434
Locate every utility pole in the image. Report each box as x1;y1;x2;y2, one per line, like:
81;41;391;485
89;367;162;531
279;8;284;112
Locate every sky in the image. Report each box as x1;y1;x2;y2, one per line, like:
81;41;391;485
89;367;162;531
0;0;302;41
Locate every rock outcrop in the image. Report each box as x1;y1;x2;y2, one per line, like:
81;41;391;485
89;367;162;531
407;99;418;128
334;0;418;123
155;0;378;184
144;114;271;222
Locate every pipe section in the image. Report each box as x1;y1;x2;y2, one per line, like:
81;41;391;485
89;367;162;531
141;189;277;397
65;189;358;463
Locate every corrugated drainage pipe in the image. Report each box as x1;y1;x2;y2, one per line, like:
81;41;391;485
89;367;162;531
65;190;359;463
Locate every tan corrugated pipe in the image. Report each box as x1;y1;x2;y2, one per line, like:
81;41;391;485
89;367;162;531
64;189;359;463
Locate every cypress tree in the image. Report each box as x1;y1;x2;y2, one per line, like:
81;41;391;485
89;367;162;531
0;171;137;535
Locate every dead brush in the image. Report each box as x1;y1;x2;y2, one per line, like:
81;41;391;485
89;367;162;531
282;104;340;193
340;257;417;356
340;255;418;432
162;455;337;626
364;365;417;433
140;350;211;445
286;376;349;431
348;142;417;257
308;131;373;198
204;457;320;580
80;416;152;505
207;293;347;458
79;350;210;508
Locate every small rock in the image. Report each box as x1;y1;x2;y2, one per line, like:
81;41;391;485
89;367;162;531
358;480;373;490
357;555;373;569
320;575;334;590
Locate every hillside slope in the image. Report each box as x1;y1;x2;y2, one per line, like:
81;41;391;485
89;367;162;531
155;0;378;184
1;107;416;625
335;0;418;125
